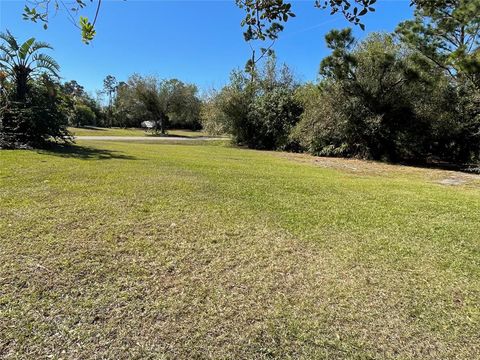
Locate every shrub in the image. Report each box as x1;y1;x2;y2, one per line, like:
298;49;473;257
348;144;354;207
0;78;71;148
291;83;350;156
200;90;231;135
293;31;434;162
71;103;97;127
208;57;302;150
245;86;302;150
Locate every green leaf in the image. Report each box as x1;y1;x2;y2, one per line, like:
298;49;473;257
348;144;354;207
18;37;35;60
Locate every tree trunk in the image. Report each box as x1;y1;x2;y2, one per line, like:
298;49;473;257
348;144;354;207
159;116;165;134
16;71;29;102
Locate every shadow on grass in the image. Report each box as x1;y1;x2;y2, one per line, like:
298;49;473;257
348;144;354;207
76;126;108;131
37;143;138;161
144;132;206;139
398;159;480;175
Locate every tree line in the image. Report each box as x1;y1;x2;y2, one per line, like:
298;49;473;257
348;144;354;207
202;2;480;164
0;31;203;148
1;0;479;165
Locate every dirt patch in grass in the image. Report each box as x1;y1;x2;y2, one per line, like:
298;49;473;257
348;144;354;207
280;152;480;188
437;177;468;186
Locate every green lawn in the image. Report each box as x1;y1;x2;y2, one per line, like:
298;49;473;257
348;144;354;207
1;140;479;359
69;126;211;138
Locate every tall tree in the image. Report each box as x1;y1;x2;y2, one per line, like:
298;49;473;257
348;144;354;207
103;75;117;108
63;80;86;98
313;30;432;161
162;79;202;129
103;75;117;126
396;0;480;88
0;30;59;102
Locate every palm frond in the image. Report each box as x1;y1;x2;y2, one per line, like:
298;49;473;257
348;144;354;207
32;53;60;71
0;30;19;51
0;31;60;85
0;55;15;70
36;62;60;78
0;52;13;64
28;41;53;54
0;57;14;77
0;44;15;58
24;41;54;63
0;54;12;63
31;53;60;77
18;37;36;60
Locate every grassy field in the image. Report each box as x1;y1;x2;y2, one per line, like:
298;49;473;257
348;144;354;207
69;126;211;138
1;140;479;359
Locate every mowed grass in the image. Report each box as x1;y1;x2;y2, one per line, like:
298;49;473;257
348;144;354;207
0;140;479;359
69;126;211;138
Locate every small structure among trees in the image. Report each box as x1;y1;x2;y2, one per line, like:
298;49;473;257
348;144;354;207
112;75;201;132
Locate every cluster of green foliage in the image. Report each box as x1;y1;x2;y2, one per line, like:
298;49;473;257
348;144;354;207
202;56;301;150
293;31;440;162
112;75;202;132
62;79;105;127
296;30;435;161
205;1;480;164
0;30;109;148
0;31;71;148
0;76;72;148
293;27;479;163
292;0;480;163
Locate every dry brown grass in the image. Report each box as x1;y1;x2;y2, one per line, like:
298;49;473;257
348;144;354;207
280;152;480;188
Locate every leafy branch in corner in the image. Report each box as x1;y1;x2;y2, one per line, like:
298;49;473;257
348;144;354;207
23;0;102;44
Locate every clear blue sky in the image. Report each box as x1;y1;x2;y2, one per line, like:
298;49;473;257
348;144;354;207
0;0;413;95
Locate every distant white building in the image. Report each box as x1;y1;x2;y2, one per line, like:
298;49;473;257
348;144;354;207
141;120;156;129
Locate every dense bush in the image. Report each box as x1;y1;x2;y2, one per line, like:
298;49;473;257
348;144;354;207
292;30;480;163
205;57;302;150
290;82;349;156
71;103;97;127
428;83;480;163
200;89;231;135
293;32;428;161
0;77;71;148
61;80;105;128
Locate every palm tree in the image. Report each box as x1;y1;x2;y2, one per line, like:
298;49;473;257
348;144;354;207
0;30;59;102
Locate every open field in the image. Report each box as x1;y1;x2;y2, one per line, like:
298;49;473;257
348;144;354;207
68;126;212;138
1;140;479;359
